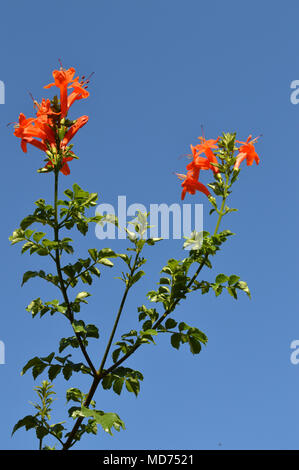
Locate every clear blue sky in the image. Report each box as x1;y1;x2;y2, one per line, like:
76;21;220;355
0;0;298;450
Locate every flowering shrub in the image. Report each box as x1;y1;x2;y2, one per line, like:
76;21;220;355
9;65;260;450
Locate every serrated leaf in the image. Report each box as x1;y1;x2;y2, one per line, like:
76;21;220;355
48;364;62;381
12;415;37;436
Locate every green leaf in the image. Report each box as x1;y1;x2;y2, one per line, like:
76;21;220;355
159;277;171;285
98;258;114;267
21;357;43;376
125;378;140;397
215;273;229;284
36;425;49;440
165;318;177;330
72;320;86;334
171;333;181;350
141;329;157;336
59;337;80;353
72;407;125;435
22;271;39;286
12;415;37;436
49;423;65;440
236;280;251;298
32;363;48;380
9;229;25;245
113;378;124;395
88;248;98;262
98;248;117;259
40;352;55;363
112;348;121;363
228;275;240;286
102;375;114;390
188;328;208;344
62;364;73;380
130;270;145;286
178;322;189;332
75;292;91;301
48;364;62;381
146;237;163;245
86;324;99;339
227;287;237;299
33;232;46;243
66;388;84;403
188;336;202;355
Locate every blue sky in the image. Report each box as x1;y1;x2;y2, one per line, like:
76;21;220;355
0;0;298;450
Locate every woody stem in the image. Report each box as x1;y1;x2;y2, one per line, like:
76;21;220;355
62;249;141;450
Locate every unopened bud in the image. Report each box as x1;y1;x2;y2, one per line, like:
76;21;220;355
58;126;66;141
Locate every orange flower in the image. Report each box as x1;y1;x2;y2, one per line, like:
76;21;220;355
14;113;56;153
44;67;76;118
13;113;35;137
21;137;48;153
177;171;211;200
67;77;90;110
14;67;90;173
234;135;260;169
34;98;59;124
194;135;219;173
186;144;213;173
61;115;89;148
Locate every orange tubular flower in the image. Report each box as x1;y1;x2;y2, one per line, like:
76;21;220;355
20;120;55;146
177;171;211;201
21;137;48;153
67;77;90;110
44;67;76;118
61;115;89;148
14;66;89;175
14;113;56;153
34;98;60;124
13;113;35;137
195;136;219;173
187;144;213;173
234;135;260;170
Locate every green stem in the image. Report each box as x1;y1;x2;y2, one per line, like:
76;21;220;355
97;249;140;376
213;174;229;236
53;170;97;377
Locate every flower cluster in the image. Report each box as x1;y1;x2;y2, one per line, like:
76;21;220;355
14;66;89;175
177;133;260;200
